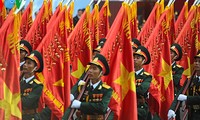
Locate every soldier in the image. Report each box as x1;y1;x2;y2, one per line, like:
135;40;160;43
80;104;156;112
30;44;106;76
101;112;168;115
133;46;152;120
20;40;32;70
131;38;141;52
92;38;106;59
20;50;44;120
170;43;184;95
63;53;113;120
168;50;200;120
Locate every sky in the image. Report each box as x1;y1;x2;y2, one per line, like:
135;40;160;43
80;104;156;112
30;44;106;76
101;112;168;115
4;0;91;17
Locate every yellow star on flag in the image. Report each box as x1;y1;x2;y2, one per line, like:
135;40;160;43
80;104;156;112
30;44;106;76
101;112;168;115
114;63;135;101
0;82;21;119
71;59;85;79
183;57;192;76
158;58;173;89
53;79;64;87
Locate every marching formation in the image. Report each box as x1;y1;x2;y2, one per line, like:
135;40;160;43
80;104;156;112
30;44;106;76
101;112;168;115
0;0;200;120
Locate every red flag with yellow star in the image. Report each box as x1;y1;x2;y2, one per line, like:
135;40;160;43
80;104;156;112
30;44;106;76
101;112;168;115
175;1;188;38
101;3;137;120
176;5;198;86
144;5;175;120
0;11;22;120
69;6;92;86
137;0;164;45
25;1;49;49
36;6;71;118
20;1;33;39
98;0;110;40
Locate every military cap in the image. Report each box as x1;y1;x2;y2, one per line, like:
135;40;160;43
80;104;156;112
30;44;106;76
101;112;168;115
134;46;151;65
20;40;32;55
195;50;200;58
170;43;182;61
89;53;110;75
132;38;141;49
93;38;106;53
25;50;44;72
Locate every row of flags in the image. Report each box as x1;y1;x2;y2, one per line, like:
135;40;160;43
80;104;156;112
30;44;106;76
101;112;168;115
0;0;200;119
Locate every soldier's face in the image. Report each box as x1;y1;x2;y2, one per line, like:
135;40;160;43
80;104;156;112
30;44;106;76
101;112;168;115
134;54;144;68
23;59;37;74
194;57;200;71
20;50;27;62
88;64;102;83
170;50;177;62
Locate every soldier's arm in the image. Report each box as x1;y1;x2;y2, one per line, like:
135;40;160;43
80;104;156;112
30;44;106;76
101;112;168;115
22;84;43;108
173;67;184;86
136;75;152;96
80;88;113;114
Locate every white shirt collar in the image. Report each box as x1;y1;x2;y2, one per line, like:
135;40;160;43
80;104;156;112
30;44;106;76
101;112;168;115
136;68;144;75
171;61;175;66
90;80;101;90
23;75;35;83
20;61;25;67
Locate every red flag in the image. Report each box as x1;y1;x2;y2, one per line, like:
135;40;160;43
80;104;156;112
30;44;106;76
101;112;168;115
129;2;138;38
90;4;100;50
0;1;6;28
0;12;22;120
36;6;71;118
25;1;49;49
137;0;164;45
98;0;110;39
20;1;33;39
69;6;92;85
145;5;175;120
176;5;198;86
0;0;3;10
101;3;137;120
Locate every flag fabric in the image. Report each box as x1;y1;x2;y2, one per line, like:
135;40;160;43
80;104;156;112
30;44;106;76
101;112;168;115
101;3;137;120
137;0;164;45
90;4;100;50
65;1;74;36
36;6;71;118
129;2;138;38
176;5;198;86
0;12;21;120
175;1;188;38
69;6;92;86
98;0;110;39
25;0;49;49
0;0;3;10
0;1;7;28
144;5;175;120
20;1;33;39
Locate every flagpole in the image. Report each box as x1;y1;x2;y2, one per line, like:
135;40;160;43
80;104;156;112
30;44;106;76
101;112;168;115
97;0;102;5
192;0;198;6
14;0;26;14
89;0;94;6
167;0;174;7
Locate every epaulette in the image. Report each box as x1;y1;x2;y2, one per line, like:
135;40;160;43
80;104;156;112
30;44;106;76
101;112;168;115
176;64;182;68
33;79;42;84
102;83;111;89
144;72;151;76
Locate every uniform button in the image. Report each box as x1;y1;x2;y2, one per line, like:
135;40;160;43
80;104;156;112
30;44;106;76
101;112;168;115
141;106;144;108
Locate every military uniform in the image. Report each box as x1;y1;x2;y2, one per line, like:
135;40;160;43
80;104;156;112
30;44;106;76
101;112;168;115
136;69;152;120
21;50;44;120
134;46;152;120
172;62;184;95
20;76;43;120
63;53;113;120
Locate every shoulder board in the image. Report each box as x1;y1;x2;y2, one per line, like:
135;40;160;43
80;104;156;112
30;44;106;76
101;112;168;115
144;72;151;76
33;79;42;84
176;65;182;68
102;83;111;89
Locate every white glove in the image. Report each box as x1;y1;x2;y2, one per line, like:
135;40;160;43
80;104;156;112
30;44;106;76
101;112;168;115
167;109;176;119
78;80;86;86
71;100;81;109
177;94;187;101
70;94;74;102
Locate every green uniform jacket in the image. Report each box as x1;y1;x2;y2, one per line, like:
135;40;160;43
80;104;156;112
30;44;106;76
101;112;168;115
62;81;113;119
136;69;152;120
172;62;184;95
20;77;43;113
